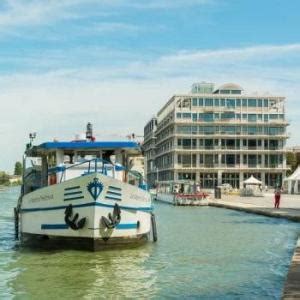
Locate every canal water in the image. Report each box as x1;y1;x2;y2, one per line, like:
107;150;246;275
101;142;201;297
0;187;299;299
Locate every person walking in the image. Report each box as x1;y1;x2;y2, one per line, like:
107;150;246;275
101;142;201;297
274;186;282;209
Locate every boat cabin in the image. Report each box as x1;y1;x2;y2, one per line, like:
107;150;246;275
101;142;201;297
157;181;201;195
23;141;145;195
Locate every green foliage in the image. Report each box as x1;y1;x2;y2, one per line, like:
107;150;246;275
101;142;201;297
286;152;298;176
0;171;10;186
14;161;23;176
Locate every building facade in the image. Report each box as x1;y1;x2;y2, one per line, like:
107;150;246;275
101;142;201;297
144;82;289;189
143;117;158;186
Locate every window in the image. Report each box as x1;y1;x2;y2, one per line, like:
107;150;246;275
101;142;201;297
258;99;263;107
226;99;235;108
248;114;257;122
220;90;230;94
269;114;278;120
236;99;241;107
248;99;257;107
248;126;257;135
199;154;204;164
182;113;191;119
177;126;191;134
199;98;203;106
214;113;220;120
205;98;213;106
221;112;235;120
203;126;215;134
192;126;198;134
257;114;262;121
236;114;241;120
242;99;247;107
192;98;198;106
176;113;182;119
242;114;247;120
182;99;191;108
264;99;268;107
203;113;214;122
221;99;225;106
214;99;220;106
192;113;197;121
264;114;269;122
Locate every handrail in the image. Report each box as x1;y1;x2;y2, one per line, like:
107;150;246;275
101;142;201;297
59;157;144;184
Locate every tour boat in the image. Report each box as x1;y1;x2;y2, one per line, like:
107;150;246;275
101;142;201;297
156;181;209;206
15;124;157;250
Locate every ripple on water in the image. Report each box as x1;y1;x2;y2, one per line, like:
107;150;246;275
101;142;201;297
0;188;299;299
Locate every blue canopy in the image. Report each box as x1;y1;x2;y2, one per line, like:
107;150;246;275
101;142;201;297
39;141;140;150
26;141;141;156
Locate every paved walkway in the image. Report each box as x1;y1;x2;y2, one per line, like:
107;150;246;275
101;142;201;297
209;193;300;222
208;193;300;299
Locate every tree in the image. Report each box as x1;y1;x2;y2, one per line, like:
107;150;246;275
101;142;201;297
286;152;297;176
14;161;23;176
0;171;10;185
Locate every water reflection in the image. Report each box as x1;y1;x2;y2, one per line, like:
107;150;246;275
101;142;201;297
1;188;300;299
8;245;158;299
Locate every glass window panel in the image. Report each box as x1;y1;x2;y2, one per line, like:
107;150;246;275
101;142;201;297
205;98;213;106
203;113;214;122
192;98;198;106
248;99;257;107
248;114;257;122
182;113;191;119
269;114;278;120
258;99;263;107
226;99;235;108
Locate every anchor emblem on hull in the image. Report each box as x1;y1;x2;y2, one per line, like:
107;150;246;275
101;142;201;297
87;178;104;201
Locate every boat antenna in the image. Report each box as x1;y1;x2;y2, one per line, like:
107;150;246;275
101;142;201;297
86;122;95;142
27;132;37;149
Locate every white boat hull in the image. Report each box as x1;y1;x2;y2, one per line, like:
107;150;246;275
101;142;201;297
20;173;153;250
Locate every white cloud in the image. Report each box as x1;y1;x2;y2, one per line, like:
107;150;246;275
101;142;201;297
1;43;300;172
0;0;214;31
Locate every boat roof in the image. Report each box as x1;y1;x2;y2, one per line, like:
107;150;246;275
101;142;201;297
26;141;141;156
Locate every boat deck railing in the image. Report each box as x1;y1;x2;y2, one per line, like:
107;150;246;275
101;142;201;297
54;158;147;189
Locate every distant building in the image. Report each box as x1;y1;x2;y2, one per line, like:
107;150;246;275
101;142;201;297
143;117;158;186
144;82;289;188
9;175;22;185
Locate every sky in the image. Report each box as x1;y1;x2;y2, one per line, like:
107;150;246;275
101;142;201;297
0;0;300;172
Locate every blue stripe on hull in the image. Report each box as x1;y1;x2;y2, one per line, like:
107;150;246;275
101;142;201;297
64;186;80;191
64;191;82;196
108;186;122;191
41;223;138;230
105;196;121;201
106;191;122;196
64;196;84;201
41;224;69;230
21;202;153;213
116;223;138;229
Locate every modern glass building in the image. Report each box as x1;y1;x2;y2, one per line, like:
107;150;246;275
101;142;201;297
144;82;289;189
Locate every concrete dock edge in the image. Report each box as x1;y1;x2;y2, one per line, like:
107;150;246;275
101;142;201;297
282;238;300;299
